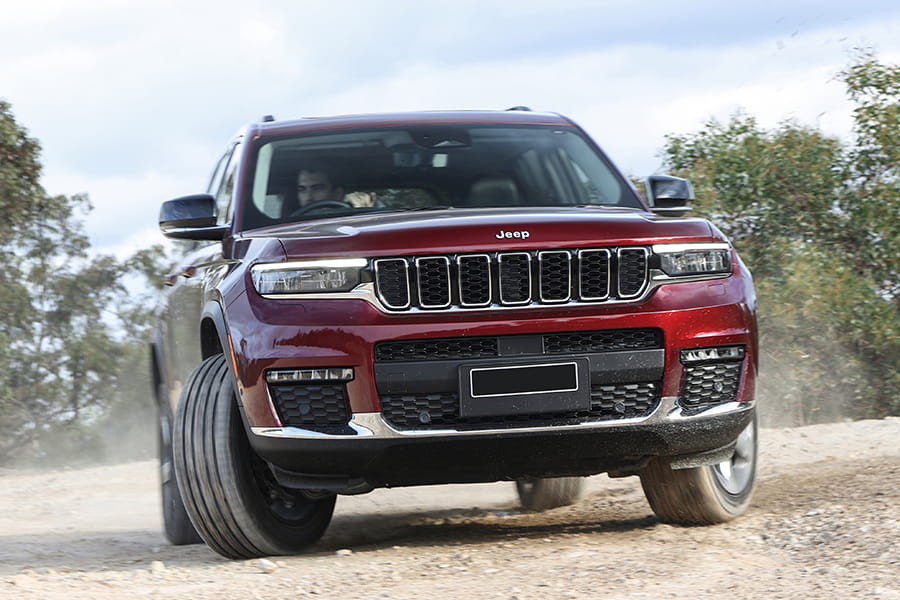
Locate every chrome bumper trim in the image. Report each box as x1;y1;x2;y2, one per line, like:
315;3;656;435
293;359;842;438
250;397;755;440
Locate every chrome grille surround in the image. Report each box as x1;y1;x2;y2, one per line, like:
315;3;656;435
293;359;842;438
275;248;730;312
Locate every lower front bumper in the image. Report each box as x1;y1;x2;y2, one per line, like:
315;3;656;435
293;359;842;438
248;398;755;490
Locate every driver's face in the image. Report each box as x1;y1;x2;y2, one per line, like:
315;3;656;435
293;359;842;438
297;170;337;206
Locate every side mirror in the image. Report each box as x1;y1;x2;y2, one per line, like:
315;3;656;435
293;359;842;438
644;175;694;217
159;194;229;240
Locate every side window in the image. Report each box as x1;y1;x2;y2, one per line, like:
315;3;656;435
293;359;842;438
214;141;243;225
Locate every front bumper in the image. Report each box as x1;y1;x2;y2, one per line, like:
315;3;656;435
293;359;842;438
228;272;757;490
247;398;755;490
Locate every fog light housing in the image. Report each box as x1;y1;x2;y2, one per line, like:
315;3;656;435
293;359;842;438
266;367;355;383
680;346;745;364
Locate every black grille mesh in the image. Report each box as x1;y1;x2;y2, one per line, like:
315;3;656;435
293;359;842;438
543;329;661;354
618;249;648;297
375;328;661;362
380;382;660;430
499;254;531;304
579;250;610;300
374;259;409;308
458;255;491;306
416;258;450;307
375;337;500;362
681;362;742;406
270;384;350;428
539;251;571;302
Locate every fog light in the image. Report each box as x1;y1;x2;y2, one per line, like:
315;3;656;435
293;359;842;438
680;346;745;364
266;367;355;383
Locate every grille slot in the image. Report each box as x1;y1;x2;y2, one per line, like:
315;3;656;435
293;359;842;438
415;257;451;308
618;248;649;298
578;249;610;300
373;258;410;309
499;253;532;305
270;384;351;429
539;251;571;302
373;246;652;311
458;254;492;307
681;362;742;406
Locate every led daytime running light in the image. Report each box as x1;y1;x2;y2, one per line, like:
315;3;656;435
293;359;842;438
266;368;355;383
680;346;745;364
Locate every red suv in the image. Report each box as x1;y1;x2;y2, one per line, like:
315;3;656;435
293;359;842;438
152;109;758;559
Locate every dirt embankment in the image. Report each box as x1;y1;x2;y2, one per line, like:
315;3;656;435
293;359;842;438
1;418;898;600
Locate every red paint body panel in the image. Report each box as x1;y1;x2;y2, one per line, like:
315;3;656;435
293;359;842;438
225;259;756;428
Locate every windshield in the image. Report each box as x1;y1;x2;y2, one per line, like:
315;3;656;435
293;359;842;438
241;124;642;230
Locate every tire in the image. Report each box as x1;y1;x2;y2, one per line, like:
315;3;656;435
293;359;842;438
639;415;757;524
158;408;203;545
173;354;336;558
516;477;584;511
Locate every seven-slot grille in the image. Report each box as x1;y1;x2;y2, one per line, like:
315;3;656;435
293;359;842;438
374;247;648;311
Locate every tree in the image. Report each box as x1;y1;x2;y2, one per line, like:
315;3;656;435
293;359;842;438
838;50;900;302
0;102;165;465
659;53;899;425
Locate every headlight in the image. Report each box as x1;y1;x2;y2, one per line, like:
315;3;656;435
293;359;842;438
251;258;367;294
653;243;731;276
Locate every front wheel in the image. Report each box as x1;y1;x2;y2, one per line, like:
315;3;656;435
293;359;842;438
639;415;757;524
173;354;336;558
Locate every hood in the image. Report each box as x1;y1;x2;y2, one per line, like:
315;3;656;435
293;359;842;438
242;207;717;259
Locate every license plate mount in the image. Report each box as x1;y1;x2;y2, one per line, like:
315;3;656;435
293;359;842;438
459;358;591;418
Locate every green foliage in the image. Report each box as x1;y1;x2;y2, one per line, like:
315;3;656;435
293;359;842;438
838;50;900;301
661;52;900;425
0;99;43;237
0;102;168;466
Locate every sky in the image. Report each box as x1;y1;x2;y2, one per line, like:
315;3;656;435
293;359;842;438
2;0;899;259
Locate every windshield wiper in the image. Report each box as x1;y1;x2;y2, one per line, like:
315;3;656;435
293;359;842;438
405;205;455;211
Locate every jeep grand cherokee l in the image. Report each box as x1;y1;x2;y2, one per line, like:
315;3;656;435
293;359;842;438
151;109;758;559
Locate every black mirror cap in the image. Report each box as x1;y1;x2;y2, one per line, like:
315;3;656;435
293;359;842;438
159;194;229;240
645;175;694;217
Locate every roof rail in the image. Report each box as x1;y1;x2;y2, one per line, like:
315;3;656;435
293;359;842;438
505;106;532;112
260;115;276;122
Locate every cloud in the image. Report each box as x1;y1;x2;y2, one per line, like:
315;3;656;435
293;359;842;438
2;0;899;256
42;167;197;250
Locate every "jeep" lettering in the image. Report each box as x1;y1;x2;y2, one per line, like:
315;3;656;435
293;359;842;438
495;229;530;240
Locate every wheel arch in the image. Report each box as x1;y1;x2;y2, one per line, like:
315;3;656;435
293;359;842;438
200;299;244;404
200;300;230;359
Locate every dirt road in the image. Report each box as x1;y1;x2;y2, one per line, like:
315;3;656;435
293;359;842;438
1;418;898;599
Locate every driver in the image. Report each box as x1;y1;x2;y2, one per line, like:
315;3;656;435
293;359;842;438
296;164;344;207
